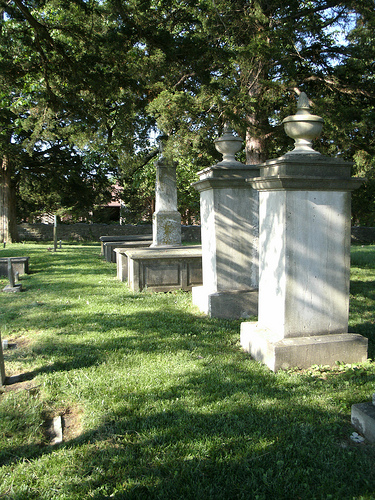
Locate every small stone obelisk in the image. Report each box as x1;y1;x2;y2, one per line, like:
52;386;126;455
240;93;367;371
152;136;181;247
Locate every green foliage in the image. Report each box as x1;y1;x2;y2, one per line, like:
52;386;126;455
1;0;375;226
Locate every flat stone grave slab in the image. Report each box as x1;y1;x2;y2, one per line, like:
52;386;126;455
104;240;152;264
126;246;202;292
0;257;30;277
100;234;152;256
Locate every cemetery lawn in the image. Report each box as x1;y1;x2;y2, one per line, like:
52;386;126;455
0;243;375;500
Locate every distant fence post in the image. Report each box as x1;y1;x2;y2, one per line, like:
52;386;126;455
53;215;57;252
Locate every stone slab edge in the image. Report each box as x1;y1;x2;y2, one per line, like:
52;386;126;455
351;402;375;443
192;286;258;319
126;246;202;259
2;284;23;293
240;322;368;372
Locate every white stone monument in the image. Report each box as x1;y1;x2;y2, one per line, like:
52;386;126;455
192;125;259;319
240;93;368;371
152;136;181;247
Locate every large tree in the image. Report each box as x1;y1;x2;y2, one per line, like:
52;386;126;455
1;0;375;235
146;1;374;160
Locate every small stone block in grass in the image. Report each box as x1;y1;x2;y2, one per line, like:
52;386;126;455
351;401;375;443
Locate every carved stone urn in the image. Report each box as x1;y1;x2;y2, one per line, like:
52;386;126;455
282;92;324;154
214;124;243;164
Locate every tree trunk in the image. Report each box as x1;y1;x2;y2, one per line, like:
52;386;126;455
245;127;267;165
0;154;19;243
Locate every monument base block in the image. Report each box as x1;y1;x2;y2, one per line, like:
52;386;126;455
192;286;258;319
351;402;375;443
152;211;182;247
240;322;368;372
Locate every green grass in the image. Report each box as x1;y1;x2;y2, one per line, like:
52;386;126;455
0;243;374;499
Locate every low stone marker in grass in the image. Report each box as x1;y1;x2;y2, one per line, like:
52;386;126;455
351;395;375;443
2;258;23;293
114;241;154;281
0;256;29;276
126;246;202;292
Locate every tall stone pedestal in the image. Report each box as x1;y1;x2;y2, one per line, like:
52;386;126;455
240;94;368;371
192;127;259;319
152;157;181;247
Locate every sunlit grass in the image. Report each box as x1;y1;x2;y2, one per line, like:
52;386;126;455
0;243;374;499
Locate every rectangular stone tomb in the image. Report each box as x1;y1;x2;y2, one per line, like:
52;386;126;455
0;257;30;277
114;242;157;281
99;234;152;256
103;240;152;263
126;246;202;292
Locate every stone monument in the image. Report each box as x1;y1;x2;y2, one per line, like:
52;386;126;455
125;135;202;292
192;125;259;319
240;92;368;371
151;136;182;247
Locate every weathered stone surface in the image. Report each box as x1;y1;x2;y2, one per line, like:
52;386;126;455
0;257;29;277
241;323;368;371
2;283;23;293
192;286;258;319
103;240;152;263
114;242;153;280
152;211;181;247
351;402;375;443
152;156;182;247
126;246;202;292
240;96;367;371
192;158;259;319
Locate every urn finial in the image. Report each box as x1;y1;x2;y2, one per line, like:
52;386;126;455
214;124;243;165
282;92;324;154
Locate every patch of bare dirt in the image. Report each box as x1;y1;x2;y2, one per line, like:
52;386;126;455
61;406;83;441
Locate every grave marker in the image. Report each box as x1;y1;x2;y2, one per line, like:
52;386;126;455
192;125;259;319
240;93;368;371
2;257;23;292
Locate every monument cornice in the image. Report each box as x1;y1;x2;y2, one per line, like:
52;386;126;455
248;175;365;192
192;177;255;192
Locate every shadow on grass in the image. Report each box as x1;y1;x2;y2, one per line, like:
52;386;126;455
1;246;375;498
1;304;375;499
1;342;375;499
350;279;375;357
